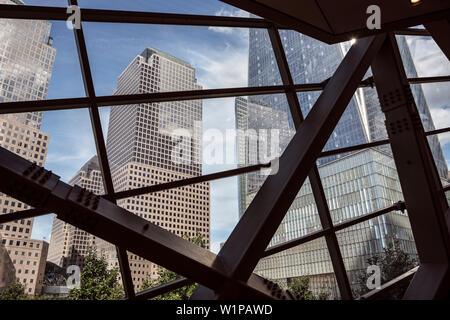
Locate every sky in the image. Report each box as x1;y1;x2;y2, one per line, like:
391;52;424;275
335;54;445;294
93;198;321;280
18;1;450;254
25;0;251;254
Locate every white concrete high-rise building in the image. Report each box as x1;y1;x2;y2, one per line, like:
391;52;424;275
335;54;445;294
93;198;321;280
48;156;103;269
98;47;210;291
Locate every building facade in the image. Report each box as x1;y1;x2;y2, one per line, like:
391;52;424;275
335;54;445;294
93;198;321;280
48;156;102;269
253;149;416;297
0;0;56;296
98;47;210;291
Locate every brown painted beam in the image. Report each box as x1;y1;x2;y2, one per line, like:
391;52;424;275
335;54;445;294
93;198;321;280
216;35;386;287
371;34;450;299
0;146;275;299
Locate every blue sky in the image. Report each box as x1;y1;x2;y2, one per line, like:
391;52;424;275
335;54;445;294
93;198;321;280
21;1;450;254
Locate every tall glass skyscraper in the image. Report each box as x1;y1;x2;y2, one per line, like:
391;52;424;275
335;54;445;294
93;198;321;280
246;28;447;175
236;27;448;297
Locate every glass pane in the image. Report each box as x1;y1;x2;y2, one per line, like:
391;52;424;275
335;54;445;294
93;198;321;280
318;146;404;225
297;89;376;166
82;24;278;95
397;35;450;78
280;30;352;85
410;82;449;179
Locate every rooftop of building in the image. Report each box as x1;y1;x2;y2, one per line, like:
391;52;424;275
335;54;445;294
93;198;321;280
140;47;192;69
80;155;100;173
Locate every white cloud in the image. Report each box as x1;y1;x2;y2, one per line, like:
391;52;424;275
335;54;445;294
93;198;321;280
210;241;223;254
208;7;249;36
187;45;248;89
407;37;450;149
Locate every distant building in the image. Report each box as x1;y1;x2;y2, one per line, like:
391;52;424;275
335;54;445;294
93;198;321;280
253;148;416;298
0;0;56;296
237;23;447;298
48;156;102;269
97;47;210;291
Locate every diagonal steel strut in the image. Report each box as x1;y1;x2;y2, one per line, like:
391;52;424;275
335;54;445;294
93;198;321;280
0;146;290;299
192;34;386;299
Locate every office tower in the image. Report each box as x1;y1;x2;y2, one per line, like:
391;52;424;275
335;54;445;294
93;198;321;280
253;148;417;297
235;97;295;214
99;47;210;291
248;29;369;163
237;28;447;297
0;0;56;295
48;156;102;269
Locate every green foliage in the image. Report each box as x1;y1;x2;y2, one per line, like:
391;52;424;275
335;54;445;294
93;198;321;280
68;248;124;300
356;239;418;299
140;231;205;300
287;276;330;300
0;281;27;300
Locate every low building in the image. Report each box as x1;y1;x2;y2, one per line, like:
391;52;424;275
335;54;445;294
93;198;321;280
1;238;48;295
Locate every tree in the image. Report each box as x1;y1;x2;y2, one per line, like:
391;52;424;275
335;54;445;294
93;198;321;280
140;230;205;300
288;276;330;300
0;281;27;300
68;248;124;300
356;239;418;299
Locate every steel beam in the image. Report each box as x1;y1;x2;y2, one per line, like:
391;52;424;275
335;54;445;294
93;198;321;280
1;76;448;115
0;208;51;225
220;1;450;44
0;3;437;43
209;35;386;296
0;146;281;299
393;28;430;37
371;34;450;299
113;163;270;200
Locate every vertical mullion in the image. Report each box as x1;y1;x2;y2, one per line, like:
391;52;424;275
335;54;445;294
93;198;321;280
68;0;135;299
267;26;353;299
371;34;450;299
